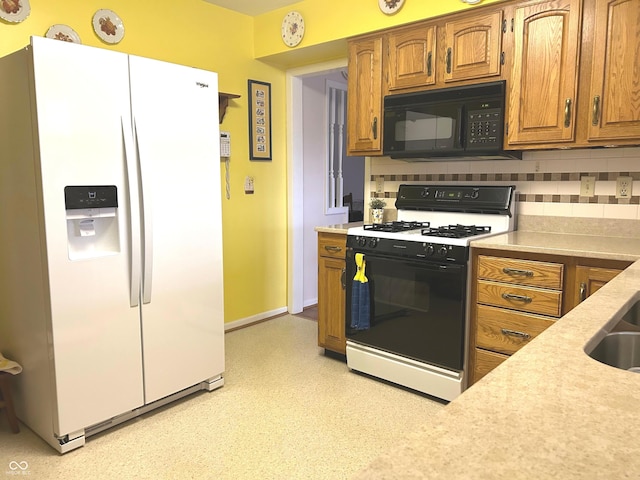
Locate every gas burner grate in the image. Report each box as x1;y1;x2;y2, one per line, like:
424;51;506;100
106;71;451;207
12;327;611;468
363;221;431;233
421;224;492;238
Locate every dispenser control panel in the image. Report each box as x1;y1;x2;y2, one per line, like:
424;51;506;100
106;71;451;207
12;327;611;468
64;186;118;210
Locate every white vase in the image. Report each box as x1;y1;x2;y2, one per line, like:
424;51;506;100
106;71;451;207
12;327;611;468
371;208;384;224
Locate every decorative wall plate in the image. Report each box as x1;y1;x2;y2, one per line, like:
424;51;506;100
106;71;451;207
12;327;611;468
46;24;81;44
92;9;125;44
0;0;30;23
281;11;304;47
378;0;404;15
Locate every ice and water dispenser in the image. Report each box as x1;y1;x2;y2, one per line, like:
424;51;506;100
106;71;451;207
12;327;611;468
64;186;120;260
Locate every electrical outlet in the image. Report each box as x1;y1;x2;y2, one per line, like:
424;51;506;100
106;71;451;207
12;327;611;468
376;177;385;194
616;176;633;199
580;176;596;197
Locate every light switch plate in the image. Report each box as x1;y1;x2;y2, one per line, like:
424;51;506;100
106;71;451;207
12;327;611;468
580;176;596;197
376;177;385;194
244;176;254;194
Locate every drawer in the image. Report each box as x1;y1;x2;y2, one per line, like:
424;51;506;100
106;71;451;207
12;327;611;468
473;348;508;384
318;233;347;259
477;280;562;317
475;304;555;355
477;255;564;289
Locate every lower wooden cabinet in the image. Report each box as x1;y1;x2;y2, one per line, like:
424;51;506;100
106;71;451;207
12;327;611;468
317;232;347;355
474;348;509;382
572;265;623;308
469;249;632;385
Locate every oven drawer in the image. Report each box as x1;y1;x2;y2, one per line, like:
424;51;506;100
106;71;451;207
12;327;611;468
476;280;562;317
318;232;347;259
477;255;564;289
473;348;508;383
475;304;556;355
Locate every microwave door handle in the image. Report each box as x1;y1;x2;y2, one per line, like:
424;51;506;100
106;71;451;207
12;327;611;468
457;107;464;149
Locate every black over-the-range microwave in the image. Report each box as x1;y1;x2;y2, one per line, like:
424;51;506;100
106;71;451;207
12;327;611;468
383;80;521;161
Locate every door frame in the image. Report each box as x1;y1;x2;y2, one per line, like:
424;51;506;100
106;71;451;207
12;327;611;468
286;58;348;314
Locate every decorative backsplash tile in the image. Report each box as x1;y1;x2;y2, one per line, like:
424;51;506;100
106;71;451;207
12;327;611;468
368;147;640;220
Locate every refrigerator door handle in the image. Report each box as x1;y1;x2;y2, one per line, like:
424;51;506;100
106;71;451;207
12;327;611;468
134;117;154;304
122;117;141;307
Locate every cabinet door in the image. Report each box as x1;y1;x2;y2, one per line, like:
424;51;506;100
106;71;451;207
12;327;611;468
508;0;582;145
444;11;503;83
347;37;383;155
318;256;347;354
387;24;437;91
573;266;623;307
588;0;640;141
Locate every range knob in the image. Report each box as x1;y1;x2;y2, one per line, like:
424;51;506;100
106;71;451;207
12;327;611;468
368;238;378;248
357;236;367;247
424;244;435;256
438;246;448;257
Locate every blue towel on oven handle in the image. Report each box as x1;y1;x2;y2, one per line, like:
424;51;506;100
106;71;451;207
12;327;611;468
350;253;370;330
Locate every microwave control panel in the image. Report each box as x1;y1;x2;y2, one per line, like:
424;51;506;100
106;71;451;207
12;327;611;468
466;108;502;148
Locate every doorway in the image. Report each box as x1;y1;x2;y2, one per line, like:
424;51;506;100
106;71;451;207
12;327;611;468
286;60;365;314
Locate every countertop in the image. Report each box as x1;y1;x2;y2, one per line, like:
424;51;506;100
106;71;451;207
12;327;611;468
314;222;363;235
354;231;640;479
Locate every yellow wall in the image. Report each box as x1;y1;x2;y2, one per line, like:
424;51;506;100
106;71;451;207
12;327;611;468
0;0;288;324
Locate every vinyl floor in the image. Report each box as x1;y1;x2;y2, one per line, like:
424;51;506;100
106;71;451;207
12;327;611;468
0;313;444;479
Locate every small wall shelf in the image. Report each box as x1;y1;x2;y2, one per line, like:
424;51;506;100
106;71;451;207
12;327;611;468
219;92;241;123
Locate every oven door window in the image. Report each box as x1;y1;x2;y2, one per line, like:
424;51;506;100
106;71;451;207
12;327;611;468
347;254;466;371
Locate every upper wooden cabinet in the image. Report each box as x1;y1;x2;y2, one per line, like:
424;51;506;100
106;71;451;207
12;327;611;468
347;35;384;156
444;10;504;83
387;24;437;92
587;0;640;141
386;9;504;92
507;0;583;145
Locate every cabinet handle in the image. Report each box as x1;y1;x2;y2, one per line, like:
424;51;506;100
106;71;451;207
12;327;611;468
502;293;532;303
502;19;507;33
564;98;572;128
324;245;342;253
592;95;601;126
427;51;432;77
446;47;452;74
502;267;533;277
501;328;531;340
579;282;587;302
372;116;378;140
341;268;346;290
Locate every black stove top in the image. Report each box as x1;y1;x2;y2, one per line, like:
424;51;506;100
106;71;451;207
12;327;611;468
421;224;492;239
363;221;430;233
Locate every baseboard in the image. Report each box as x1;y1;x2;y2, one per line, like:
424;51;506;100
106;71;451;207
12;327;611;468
304;298;318;308
224;307;288;332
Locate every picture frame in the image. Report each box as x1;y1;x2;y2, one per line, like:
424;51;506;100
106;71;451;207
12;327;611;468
248;80;272;161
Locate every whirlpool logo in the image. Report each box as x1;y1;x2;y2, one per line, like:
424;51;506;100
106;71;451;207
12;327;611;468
6;460;30;476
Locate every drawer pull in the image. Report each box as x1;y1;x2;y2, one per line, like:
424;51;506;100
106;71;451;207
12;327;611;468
324;245;342;253
501;328;531;340
501;293;532;303
502;267;533;277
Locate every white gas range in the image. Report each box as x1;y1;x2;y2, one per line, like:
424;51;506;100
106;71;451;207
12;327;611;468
345;184;516;401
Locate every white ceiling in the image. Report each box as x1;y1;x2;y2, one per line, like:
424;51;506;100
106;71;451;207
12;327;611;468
203;0;301;16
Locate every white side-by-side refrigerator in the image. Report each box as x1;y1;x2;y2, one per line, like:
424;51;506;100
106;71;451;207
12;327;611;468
0;37;225;453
